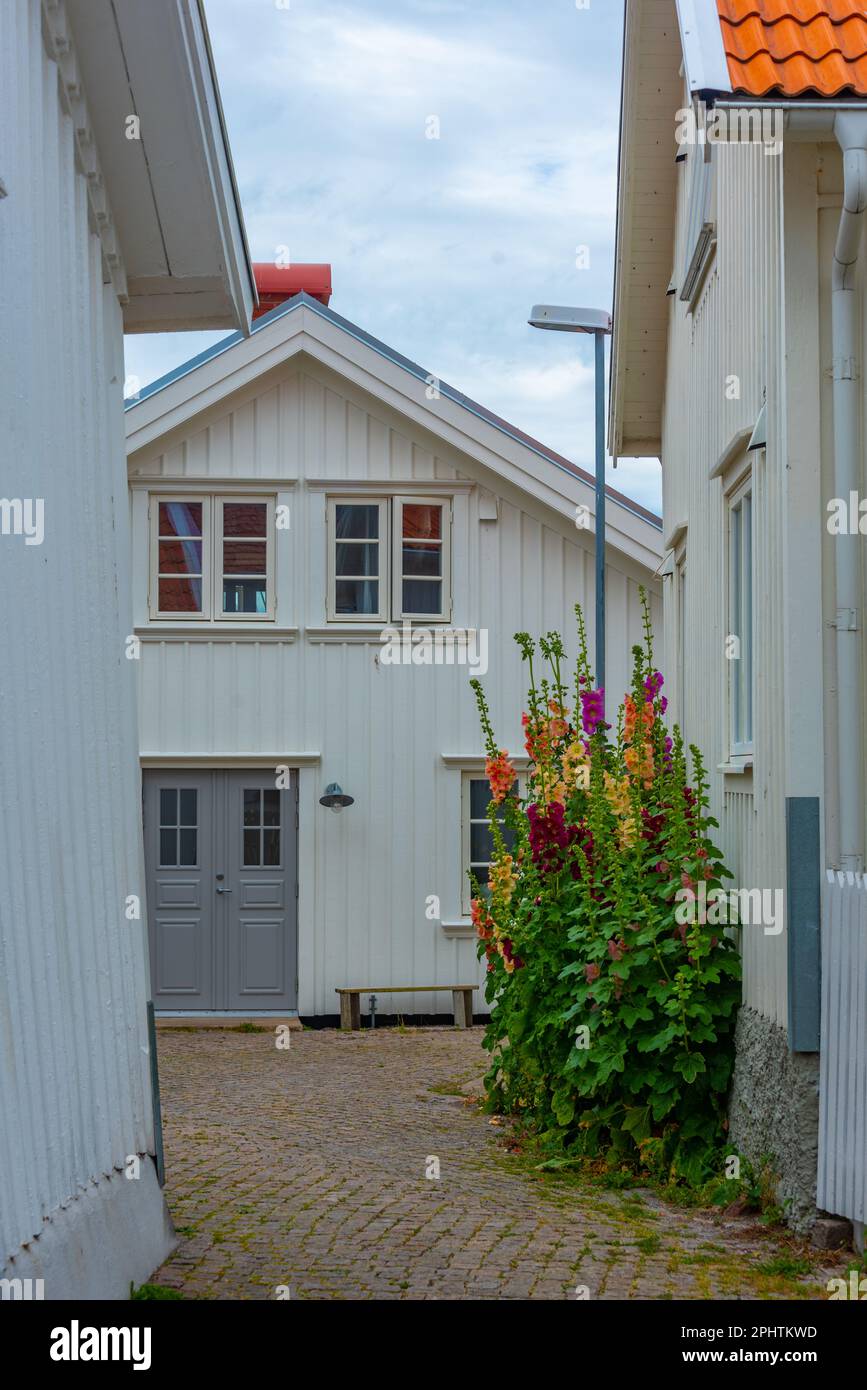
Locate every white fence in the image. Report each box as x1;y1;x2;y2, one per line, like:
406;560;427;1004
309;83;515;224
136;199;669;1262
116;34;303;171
818;871;867;1227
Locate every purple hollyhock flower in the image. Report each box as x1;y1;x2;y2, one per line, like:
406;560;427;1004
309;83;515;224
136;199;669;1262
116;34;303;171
643;671;664;704
580;687;606;737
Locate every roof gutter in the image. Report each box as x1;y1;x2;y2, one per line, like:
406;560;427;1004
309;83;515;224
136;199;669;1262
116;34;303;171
830;111;867;872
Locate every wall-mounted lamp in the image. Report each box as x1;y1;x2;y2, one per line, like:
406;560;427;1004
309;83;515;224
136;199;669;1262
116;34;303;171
319;782;354;813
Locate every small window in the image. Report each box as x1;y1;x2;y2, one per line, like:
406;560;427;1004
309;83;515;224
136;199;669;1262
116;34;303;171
729;480;753;756
462;774;519;914
155;500;207;616
242;787;281;867
159;786;198;867
393;497;450;620
326;495;451;622
149;494;274;621
329;499;387;620
676;553;687;742
680;147;716;306
218;498;272;619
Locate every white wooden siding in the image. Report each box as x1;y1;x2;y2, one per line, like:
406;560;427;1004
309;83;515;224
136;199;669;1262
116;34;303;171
130;363;661;1015
661;127;788;1025
0;2;156;1277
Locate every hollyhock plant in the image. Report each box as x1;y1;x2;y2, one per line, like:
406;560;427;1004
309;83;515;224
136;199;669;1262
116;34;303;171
468;590;741;1185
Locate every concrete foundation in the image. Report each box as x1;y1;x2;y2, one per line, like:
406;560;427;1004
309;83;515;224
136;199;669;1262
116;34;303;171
1;1157;176;1301
728;1005;820;1234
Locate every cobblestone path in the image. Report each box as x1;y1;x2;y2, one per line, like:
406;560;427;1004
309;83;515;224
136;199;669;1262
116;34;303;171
150;1027;848;1301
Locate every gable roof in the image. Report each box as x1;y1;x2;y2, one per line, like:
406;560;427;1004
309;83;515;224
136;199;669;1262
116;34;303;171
125;293;662;570
678;0;867;98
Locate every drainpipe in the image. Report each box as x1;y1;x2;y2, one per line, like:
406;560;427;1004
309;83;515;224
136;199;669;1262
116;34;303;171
832;113;867;872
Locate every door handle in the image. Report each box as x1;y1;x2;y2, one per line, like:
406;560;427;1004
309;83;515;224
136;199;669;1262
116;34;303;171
216;887;233;894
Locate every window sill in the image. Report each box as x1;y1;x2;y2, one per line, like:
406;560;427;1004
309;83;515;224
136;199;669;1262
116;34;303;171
306;624;469;644
136;625;298;642
718;758;753;776
440;918;476;939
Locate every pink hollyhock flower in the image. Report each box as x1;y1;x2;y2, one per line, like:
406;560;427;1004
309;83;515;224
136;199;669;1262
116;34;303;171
585;962;600;983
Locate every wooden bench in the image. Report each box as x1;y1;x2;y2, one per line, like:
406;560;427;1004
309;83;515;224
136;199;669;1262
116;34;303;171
335;985;477;1031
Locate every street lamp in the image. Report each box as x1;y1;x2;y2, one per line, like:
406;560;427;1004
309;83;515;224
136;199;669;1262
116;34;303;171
528;304;612;699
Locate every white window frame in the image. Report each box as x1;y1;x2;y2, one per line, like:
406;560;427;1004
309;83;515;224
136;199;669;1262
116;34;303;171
149;495;212;621
215;495;275;622
149;494;276;622
461;771;524;915
326;496;389;623
392;494;452;623
680;145;717;306
326;494;452;624
727;473;754;759
675;548;687;741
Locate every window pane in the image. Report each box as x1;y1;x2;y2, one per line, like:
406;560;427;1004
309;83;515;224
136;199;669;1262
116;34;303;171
336;578;379;614
470;779;492;818
159;501;202;538
223;502;266;538
223;541;266;575
179;828;197;866
335;542;378;577
179;789;197;826
402;542;441;578
472;865;491;892
243;829;260;866
159;828;177;866
402;578;441;614
244;789;261;826
402;503;442;541
336;504;379;539
263;790;280;826
470;823;495;863
159;576;203;612
223;579;267;614
159;540;202;575
160;788;178;825
263;829;280;866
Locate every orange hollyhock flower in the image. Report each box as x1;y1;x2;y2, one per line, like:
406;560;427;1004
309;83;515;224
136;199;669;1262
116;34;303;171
486;749;515;804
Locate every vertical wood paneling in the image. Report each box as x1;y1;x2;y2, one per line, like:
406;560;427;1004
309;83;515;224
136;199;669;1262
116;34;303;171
662;132;787;1026
0;0;153;1268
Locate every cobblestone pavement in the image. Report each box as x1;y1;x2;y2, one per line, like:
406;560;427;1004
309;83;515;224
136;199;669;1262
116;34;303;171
151;1027;849;1301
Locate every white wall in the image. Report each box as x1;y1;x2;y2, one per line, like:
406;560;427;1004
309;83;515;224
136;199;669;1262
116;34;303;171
660;123;790;1027
0;0;172;1294
129;358;662;1015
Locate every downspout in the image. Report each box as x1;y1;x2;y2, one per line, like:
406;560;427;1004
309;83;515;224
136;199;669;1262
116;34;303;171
832;113;867;872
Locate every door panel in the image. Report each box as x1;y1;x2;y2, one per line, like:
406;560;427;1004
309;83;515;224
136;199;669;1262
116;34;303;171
143;769;298;1011
144;772;214;1008
223;771;296;1010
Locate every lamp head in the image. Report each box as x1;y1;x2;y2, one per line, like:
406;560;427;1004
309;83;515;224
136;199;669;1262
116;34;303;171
528;304;612;334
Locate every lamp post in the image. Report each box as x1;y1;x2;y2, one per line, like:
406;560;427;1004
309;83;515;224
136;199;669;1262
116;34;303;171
528;304;612;699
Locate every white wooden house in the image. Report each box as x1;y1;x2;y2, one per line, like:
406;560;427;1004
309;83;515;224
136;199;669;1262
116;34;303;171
125;293;663;1024
610;0;867;1243
0;0;254;1297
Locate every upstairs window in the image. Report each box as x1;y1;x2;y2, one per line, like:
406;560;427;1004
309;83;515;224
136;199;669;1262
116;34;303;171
327;495;451;622
680;146;717;306
150;495;274;621
728;478;753;757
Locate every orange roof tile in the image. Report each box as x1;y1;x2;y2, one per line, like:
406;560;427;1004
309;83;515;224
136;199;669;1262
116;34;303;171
716;0;867;96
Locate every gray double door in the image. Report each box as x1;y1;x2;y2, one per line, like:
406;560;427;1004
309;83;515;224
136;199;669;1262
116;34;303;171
143;769;298;1011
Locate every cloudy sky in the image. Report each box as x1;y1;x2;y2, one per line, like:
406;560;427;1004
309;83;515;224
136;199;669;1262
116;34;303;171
123;0;662;514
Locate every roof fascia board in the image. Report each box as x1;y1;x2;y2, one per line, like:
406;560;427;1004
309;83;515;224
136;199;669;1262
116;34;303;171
675;0;732;98
126;300;661;566
187;0;256;328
